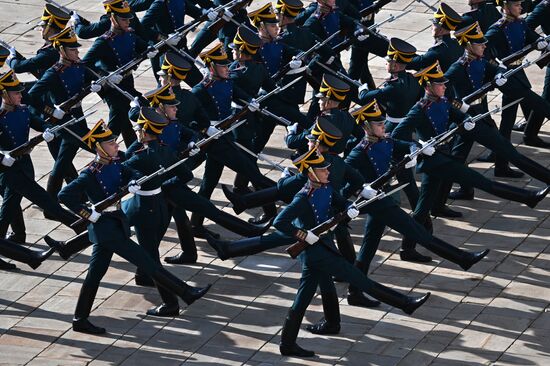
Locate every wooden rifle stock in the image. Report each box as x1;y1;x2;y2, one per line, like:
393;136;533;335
70;188;128;232
45;86;92;125
8;135;44;158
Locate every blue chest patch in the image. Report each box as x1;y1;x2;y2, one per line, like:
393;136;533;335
260;41;284;77
308;185;332;225
93;162;123;197
207;79;233;120
467;59;486;90
167;0;185;29
57;64;86;97
425;99;450;135
321;12;342;47
160;122;183;151
503;20;526;53
0;108;31;149
108;32;136;66
366;139;394;177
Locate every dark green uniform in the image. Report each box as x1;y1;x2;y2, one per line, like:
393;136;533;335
461;2;501;32
407;35;463;72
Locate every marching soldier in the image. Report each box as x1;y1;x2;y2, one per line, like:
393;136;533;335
391;61;550;259
408;3;464;72
485;0;550;150
7;3;70;83
189;43;277;236
57;119;210;333
286;73;363;155
81;0;159;147
462;0;501;32
0;235;56;270
433;22;550;214
27;27;97;200
273;148;430;357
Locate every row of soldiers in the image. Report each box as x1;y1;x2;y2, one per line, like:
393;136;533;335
0;0;549;358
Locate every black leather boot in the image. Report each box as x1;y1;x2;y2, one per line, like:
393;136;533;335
222;184;279;214
420;237;489;271
190;213;220;239
73;284;106;334
146;303;180;317
477;151;495;162
449;186;475;200
151;270;211;306
249;202;277;225
45;232;92;260
334;226;356;264
495;159;525;178
0;239;54;270
307;288;341;335
512;154;550;184
214;210;272;237
279;309;315;357
165;213;197;264
46;174;64;202
135;273;155;287
205;235;266;260
523;136;550;148
7;210;26;244
367;282;430;315
347;261;381;308
489;182;550;208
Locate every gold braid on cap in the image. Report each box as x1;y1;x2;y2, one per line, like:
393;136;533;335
319;80;349;101
0;71;20;92
137;111;165;134
161;61;189;80
41;7;70;29
387;47;415;63
455;22;484;45
249;4;277;26
293;148;325;173
199;44;227;64
233;36;259;55
147;85;176;107
275;1;302;17
415;62;445;86
49;28;78;49
433;10;460;30
352;99;383;125
311;124;340;147
82;119;112;149
104;0;131;14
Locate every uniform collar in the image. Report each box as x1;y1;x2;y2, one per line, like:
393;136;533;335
0;103;15;112
94;154;120;165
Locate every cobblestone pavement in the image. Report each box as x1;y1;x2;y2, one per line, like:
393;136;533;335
0;0;549;365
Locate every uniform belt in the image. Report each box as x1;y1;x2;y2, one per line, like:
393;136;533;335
508;59;523;66
135;188;162;196
386;116;405;124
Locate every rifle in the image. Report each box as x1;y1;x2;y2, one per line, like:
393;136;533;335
332;11;409;53
70;117;247;232
236;100;293;126
7;110;96;158
233;141;292;173
285;183;408;258
45;0;91;26
271;31;343;82
360;0;394;18
315;60;362;87
500;34;550;67
212;76;303;131
0;39;41;79
463;53;547;104
415;0;437;12
206;0;251;35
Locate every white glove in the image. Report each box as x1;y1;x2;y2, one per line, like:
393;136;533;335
347;205;359;219
221;8;233;21
537;40;548;50
286;122;298;134
419;140;435;156
42;128;55;142
188;141;200;156
206;125;222;138
128;180;141;194
166;33;182;46
130;96;140;109
354;28;368;42
52;106;65;119
108;73;123;85
280;167;292;179
304;230;319;244
90;83;101;93
463;118;475;131
247;98;260;112
289;57;302;69
147;48;159;59
360;184;377;199
1;154;15;167
459;101;470;113
71;12;81;24
326;56;335;65
8;46;16;59
495;73;507;87
89;206;102;223
358;83;369;94
404;156;417;169
204;8;218;21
